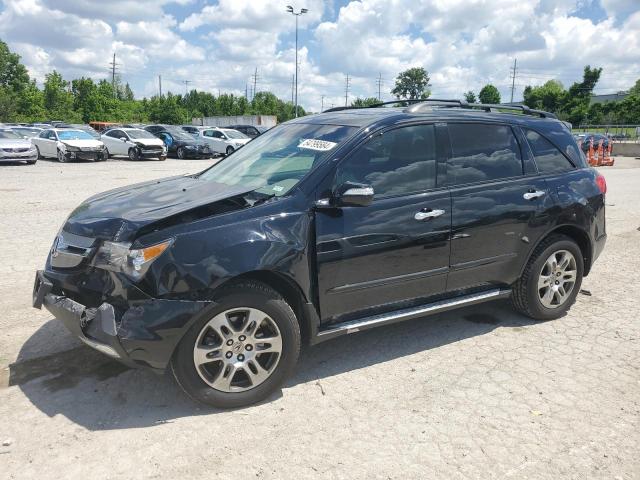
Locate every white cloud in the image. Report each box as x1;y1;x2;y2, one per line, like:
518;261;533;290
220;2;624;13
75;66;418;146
0;0;638;111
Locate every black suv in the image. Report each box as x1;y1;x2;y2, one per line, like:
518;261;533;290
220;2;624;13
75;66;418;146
33;100;607;408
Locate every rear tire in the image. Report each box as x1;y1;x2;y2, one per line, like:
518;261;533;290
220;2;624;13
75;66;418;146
26;160;37;165
512;234;584;321
171;281;301;408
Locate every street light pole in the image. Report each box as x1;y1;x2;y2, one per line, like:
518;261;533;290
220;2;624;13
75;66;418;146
287;5;308;118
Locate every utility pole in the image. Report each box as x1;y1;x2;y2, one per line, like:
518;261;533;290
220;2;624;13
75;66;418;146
510;58;517;103
376;73;382;101
344;74;351;106
109;52;119;98
287;6;308;117
183;80;191;95
321;95;325;112
251;67;259;101
158;75;162;97
245;84;248;100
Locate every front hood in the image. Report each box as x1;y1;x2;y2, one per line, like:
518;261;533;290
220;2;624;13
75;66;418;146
61;139;104;149
0;139;33;149
134;138;164;147
64;175;254;241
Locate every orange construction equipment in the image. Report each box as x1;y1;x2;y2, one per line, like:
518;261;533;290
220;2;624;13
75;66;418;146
587;137;597;166
600;138;615;166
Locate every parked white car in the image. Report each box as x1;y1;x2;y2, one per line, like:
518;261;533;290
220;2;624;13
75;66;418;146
32;128;108;162
190;127;251;155
101;128;167;161
9;126;43;139
0;129;38;164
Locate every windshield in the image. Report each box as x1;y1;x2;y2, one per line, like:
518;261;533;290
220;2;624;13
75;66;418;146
58;130;94;141
199;123;357;196
128;129;157;139
224;130;249;139
0;130;23;139
13;128;41;137
168;130;197;141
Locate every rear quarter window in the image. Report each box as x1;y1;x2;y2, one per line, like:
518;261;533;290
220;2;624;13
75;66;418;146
524;128;575;174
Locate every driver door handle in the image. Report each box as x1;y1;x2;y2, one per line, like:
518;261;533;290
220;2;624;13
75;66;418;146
523;190;546;200
415;209;445;221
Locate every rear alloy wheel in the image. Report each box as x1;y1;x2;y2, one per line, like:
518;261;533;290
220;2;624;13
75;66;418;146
226;146;234;156
512;235;584;321
56;149;67;163
171;281;300;408
128;147;140;161
177;147;186;159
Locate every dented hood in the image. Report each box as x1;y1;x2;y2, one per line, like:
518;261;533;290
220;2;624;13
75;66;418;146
64;175;254;241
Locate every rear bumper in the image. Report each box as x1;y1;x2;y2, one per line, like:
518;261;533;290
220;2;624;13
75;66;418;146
33;270;212;371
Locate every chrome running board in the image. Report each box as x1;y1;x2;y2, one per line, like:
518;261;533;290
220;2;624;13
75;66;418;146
315;288;511;343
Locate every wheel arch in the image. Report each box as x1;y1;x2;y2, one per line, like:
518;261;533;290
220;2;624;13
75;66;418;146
217;270;317;344
524;224;593;277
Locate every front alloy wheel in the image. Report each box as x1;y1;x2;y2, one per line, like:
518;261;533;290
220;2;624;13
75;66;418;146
193;308;282;392
128;147;140;161
57;149;67;163
171;281;301;408
177;147;186;159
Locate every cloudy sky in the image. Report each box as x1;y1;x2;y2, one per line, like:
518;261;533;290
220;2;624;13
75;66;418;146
0;0;639;111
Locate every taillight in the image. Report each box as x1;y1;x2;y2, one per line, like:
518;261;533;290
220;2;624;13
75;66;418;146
596;174;607;194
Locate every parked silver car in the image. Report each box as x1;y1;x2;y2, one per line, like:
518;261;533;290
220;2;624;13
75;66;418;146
0;129;38;164
101;127;166;161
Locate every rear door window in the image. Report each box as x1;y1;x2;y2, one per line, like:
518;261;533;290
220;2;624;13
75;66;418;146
446;123;523;185
524;128;575;173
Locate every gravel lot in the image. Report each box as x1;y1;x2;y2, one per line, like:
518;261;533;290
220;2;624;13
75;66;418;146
0;156;638;479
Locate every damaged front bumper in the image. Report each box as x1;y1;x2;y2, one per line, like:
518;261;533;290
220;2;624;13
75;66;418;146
33;270;212;371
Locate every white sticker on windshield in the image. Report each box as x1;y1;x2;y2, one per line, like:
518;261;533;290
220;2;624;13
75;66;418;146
272;185;284;192
298;138;337;151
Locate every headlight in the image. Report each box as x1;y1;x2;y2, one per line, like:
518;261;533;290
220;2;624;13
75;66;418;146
63;144;80;152
92;238;173;279
185;145;196;150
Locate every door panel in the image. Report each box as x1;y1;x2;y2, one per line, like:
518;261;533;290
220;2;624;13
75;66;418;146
316;191;451;321
447;177;553;290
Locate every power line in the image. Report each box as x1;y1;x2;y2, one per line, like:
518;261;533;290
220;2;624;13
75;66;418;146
510;58;517;103
251;67;259;101
183;80;191;95
109;52;120;98
344;74;351;106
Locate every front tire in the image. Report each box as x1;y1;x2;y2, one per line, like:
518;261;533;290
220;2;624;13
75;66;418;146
56;149;67;163
225;146;234;156
512;235;584;321
171;281;301;408
35;146;42;160
128;147;139;161
177;147;186;159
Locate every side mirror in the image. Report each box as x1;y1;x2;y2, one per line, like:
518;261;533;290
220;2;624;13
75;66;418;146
120;137;127;142
333;182;374;207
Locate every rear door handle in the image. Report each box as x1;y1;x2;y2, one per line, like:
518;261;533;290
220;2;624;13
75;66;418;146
415;209;445;221
523;190;546;200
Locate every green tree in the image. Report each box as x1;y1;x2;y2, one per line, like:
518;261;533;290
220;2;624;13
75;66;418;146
351;97;380;107
72;77;98;122
523;80;565;112
391;67;431;100
629;78;640;96
463;91;476;103
478;84;501;104
0;39;31;121
561;65;602;125
123;83;135;101
43;71;76;120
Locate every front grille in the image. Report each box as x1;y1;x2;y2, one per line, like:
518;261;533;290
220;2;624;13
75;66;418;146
50;232;97;269
2;147;30;153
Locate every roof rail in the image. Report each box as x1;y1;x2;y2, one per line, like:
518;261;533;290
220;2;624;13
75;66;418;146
322;98;557;119
323;99;424;113
405;101;557;119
